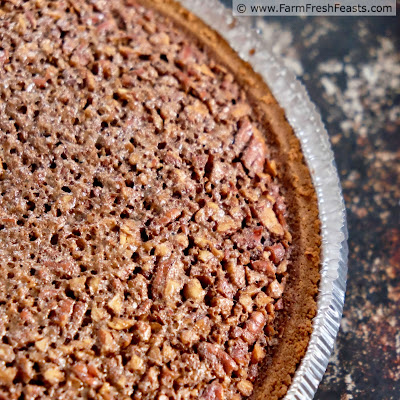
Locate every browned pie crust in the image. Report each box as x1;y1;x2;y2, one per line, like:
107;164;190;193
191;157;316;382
137;1;321;399
0;1;320;399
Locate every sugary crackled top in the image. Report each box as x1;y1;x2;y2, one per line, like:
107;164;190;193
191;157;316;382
0;1;292;399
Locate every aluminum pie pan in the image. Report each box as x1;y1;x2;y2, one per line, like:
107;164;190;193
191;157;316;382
179;1;349;398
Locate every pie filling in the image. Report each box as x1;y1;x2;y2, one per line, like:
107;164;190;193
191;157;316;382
1;1;295;399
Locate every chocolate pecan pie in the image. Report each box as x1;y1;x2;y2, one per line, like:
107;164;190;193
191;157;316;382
0;1;320;399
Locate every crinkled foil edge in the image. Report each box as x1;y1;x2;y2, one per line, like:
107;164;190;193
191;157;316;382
178;1;349;398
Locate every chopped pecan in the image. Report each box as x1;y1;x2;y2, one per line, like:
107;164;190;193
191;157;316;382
275;298;284;310
33;77;46;88
242;130;267;175
209;160;226;184
0;49;9;66
267;280;283;299
234;119;253;154
232;226;263;250
198;342;238;375
237;379;253;396
268;243;286;264
149;32;170;46
107;318;135;330
15;356;34;383
251;260;276;277
71;362;100;388
134;321;151;342
254;201;284;236
53;299;74;327
217;278;235;299
198;250;214;263
154;240;172;257
43;260;79;278
126;354;143;372
276;260;288;274
120;221;141;247
230;103;251;119
153;208;181;228
43;366;64;385
67;301;88;338
227;261;246;288
107;294;123;315
151;258;173;300
98;329;118;354
239;294;253;313
196;202;225;224
0;367;17;384
91;305;107;322
189;63;215;79
69;276;86;294
180;329;200;347
255;292;273;308
24;384;46;399
210;296;233;318
216;216;239;234
195;317;212;339
136;299;152;317
148;346;163;365
183;279;205;302
229;339;249;365
251;343;266;364
0;345;14;362
138;366;159;392
241;312;266;344
200;380;224;400
164;279;181;302
174;233;189;248
177;44;196;65
245;267;268;285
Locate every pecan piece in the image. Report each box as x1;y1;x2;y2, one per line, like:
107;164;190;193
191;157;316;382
0;345;15;362
209;160;226;184
43;366;64;385
241;311;266;344
151;258;174;301
138;366;160;392
234;119;253;154
53;299;74;327
251;260;276;277
229;339;249;365
268;243;286;264
230;103;251;119
71;362;100;388
183;279;205;301
43;260;79;278
254;201;284;236
200;380;224;400
242;130;267;175
107;318;135;330
232;226;263;250
127;354;145;372
251;343;266;363
237;379;254;397
0;367;17;384
198;342;238;375
98;329;118;354
267;280;283;299
152;208;181;229
67;301;88;338
134;321;151;342
227;261;246;288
